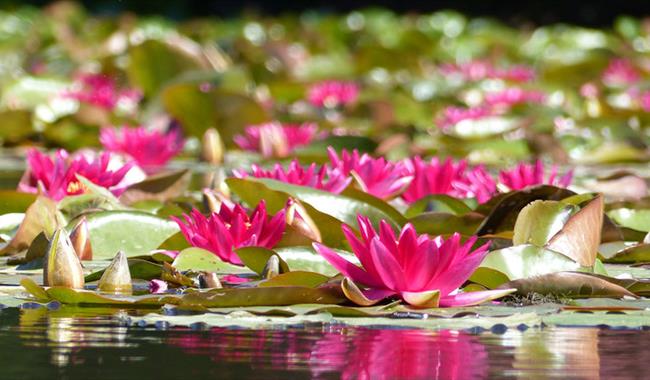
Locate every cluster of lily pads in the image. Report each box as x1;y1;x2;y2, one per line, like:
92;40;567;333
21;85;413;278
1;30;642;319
3;3;650;319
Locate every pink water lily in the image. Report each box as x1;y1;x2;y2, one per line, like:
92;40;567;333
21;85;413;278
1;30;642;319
63;73;141;110
401;157;497;204
440;60;535;83
18;148;135;201
234;160;351;194
149;279;168;294
313;216;511;307
641;91;650;112
498;159;573;191
327;147;412;199
307;80;359;108
483;88;546;107
100;126;184;173
171;201;286;265
436;106;495;130
602;58;640;87
234;122;320;158
451;165;498;204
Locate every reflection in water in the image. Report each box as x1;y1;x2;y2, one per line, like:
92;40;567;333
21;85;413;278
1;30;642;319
505;328;600;379
169;326;487;379
18;307;131;368
309;328;487;379
0;306;648;379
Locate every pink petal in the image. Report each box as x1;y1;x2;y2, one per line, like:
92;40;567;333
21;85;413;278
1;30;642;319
439;289;516;307
369;238;406;291
312;242;382;288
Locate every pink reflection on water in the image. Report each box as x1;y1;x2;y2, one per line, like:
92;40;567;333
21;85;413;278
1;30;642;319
168;326;488;379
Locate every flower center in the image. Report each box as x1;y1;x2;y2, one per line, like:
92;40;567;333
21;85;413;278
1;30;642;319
66;180;88;195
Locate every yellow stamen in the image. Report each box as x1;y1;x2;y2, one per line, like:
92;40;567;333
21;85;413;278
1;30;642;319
66;181;88;195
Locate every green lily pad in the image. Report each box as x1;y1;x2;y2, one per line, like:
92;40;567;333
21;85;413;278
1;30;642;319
474;244;583;287
259;271;330;288
78;211;179;258
235;246;289;275
512;200;576;246
404;194;473;218
84;259;163;282
180;285;345;307
608;208;650;232
499;272;635;298
173;247;245;273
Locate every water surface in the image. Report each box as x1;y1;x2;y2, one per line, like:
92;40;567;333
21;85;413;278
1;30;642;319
0;307;646;379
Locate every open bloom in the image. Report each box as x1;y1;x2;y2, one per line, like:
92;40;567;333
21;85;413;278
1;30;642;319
313;216;509;307
327;147;412;199
234;122;319;158
483;88;546;107
602;58;640;87
440;60;535;83
63;73;141;110
18;149;135;201
100;126;184;173
171;201;285;265
401;157;497;204
234;160;351;194
436;106;495;130
307;80;359;108
498;159;573;191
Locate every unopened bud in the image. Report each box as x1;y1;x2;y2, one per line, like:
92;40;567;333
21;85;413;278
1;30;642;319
97;251;132;295
198;272;222;289
43;229;85;289
262;255;280;279
69;217;92;260
201;128;224;165
286;199;322;242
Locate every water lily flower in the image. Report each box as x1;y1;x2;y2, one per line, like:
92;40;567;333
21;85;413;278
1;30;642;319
440;60;535;83
63;73;141;110
401;157;497;204
18;148;135;201
100;126;184;173
451;165;498;204
602;58;640;87
313;216;511;307
436;106;495;130
171;201;286;265
233;160;351;194
498;159;573;191
307;80;359;108
483;88;546;107
327;147;413;199
234;122;320;158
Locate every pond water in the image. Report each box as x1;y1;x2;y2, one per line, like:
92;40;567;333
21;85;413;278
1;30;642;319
0;306;645;379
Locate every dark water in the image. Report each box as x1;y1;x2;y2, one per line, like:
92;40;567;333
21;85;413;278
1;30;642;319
0;307;646;380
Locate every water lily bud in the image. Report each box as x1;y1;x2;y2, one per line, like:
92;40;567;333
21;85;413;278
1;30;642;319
198;272;222;289
97;251;132;295
202;189;222;214
202;168;230;197
259;125;290;158
262;255;280;279
69;217;92;260
43;229;85;289
286;199;322;242
201;128;224;165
